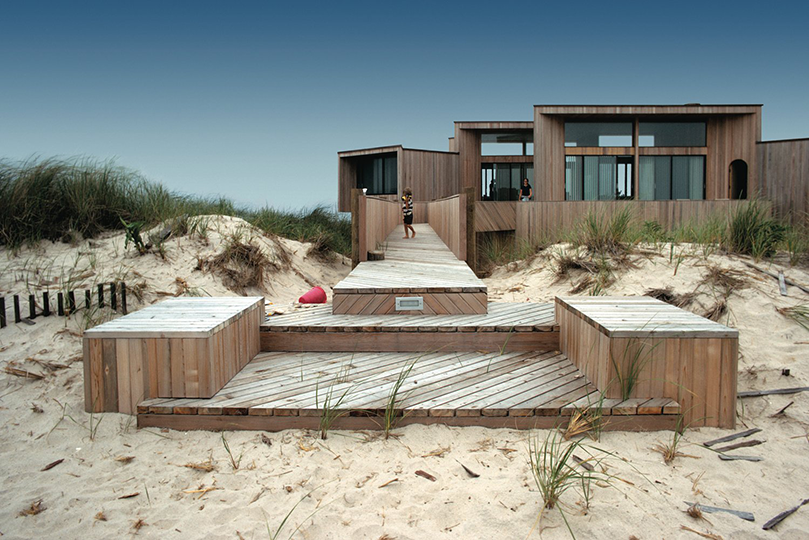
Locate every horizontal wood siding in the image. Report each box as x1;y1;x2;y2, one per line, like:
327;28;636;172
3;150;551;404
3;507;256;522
425;194;465;259
758;139;809;224
555;298;737;428
516;200;751;241
475;201;517;232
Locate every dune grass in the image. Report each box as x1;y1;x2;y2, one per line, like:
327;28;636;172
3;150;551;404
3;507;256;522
0;157;351;256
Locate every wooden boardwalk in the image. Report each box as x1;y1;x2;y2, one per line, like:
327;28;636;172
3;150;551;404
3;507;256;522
333;224;487;315
137;349;680;431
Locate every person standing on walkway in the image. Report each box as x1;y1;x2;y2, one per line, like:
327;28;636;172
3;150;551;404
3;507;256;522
520;178;533;201
402;187;415;239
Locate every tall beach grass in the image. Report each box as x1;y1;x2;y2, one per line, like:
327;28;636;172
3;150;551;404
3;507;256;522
0;157;351;256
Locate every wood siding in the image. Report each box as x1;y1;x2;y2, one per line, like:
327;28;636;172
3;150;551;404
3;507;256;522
475;201;517;232
83;298;263;414
355;195;400;263
533;105;762;203
758;139;809;224
425;194;465;260
338;146;402;212
556;298;737;429
516;200;751;241
401;149;459;203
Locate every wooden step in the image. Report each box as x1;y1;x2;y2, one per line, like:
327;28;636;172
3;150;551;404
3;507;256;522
262;302;560;352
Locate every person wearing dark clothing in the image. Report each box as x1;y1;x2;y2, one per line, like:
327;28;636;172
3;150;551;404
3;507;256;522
520;178;533;201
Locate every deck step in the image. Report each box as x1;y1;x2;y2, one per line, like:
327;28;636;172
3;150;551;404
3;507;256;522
136;349;678;432
262;302;560;352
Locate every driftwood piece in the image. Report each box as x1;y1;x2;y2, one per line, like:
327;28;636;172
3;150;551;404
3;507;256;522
778;271;788;296
573;454;595;471
738;387;809;398
415;470;436;482
718;454;762;462
714;439;764;453
762;498;809;530
456;460;480;478
743;261;809;294
684;501;755;522
702;428;761;447
770;401;794;417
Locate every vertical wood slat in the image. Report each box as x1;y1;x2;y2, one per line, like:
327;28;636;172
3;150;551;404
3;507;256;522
555;298;737;428
517;200;756;242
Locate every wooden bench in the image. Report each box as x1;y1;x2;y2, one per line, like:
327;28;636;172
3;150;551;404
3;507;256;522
555;297;738;428
83;297;264;414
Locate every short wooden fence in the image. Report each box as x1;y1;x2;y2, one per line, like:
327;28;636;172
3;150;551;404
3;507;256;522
0;282;128;329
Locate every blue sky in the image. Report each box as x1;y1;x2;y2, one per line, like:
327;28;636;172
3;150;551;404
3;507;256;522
2;1;807;211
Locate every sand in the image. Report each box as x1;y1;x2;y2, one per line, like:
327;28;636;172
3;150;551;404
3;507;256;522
1;221;808;539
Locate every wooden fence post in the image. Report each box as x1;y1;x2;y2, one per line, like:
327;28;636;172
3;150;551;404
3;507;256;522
351;188;362;268
464;187;477;275
98;284;104;307
85;290;92;310
0;297;6;328
121;282;127;314
28;294;36;319
67;291;76;314
57;293;64;316
110;283;117;311
13;295;21;323
43;292;50;316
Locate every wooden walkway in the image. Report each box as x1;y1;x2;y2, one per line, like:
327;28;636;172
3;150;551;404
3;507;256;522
137;349;680;431
333;224;487;315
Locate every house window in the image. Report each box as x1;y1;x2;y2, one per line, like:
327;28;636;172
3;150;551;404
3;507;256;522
638;156;704;200
565;156;633;200
356;154;397;195
638;122;706;147
564;122;633;147
481;131;533;156
481;163;533;201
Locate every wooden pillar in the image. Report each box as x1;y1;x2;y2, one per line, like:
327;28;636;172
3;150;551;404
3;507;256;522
351;188;360;268
464;187;477;275
633;117;640;199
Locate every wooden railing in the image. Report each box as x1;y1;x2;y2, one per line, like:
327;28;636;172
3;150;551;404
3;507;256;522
351;190;401;266
516;200;752;241
425;193;466;260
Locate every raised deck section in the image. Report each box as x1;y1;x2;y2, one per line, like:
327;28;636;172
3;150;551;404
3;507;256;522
333;224;487;315
138;349;680;431
83;297;263;414
261;302;558;352
556;297;738;428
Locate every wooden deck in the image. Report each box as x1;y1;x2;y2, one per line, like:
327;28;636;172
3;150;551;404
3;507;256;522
262;302;558;352
333;223;487;315
137;349;680;431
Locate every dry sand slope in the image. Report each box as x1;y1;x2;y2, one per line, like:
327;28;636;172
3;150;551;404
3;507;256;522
1;224;808;539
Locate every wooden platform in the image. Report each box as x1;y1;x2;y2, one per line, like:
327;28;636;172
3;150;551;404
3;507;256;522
261;302;559;352
83;297;263;414
556;297;738;429
333;224;487;315
137;349;680;431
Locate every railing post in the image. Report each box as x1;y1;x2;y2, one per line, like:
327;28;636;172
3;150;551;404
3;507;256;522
351;188;364;268
464;187;477;275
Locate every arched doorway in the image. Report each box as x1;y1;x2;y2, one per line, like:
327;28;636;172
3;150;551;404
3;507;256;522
729;160;748;199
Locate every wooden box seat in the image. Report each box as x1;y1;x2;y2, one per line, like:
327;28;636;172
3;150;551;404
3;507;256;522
555;297;738;428
83;297;263;414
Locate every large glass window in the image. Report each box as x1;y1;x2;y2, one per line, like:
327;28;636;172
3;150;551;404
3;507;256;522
565;122;633;147
356;154;397;195
565;156;633;200
481;131;533;156
638;122;706;147
638;156;704;200
481;163;533;201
